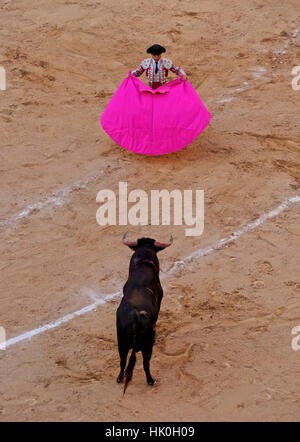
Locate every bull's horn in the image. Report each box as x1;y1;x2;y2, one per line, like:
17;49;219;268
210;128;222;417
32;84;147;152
122;232;138;247
154;234;173;248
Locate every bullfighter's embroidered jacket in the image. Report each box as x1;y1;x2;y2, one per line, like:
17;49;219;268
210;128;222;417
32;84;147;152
132;58;186;88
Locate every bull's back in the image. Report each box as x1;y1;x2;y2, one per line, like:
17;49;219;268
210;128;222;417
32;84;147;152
123;283;162;315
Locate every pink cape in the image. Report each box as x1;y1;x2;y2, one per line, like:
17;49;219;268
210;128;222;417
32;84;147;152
100;71;211;155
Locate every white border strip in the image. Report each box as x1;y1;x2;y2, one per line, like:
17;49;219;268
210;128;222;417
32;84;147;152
4;291;121;349
2;195;300;350
166;195;300;274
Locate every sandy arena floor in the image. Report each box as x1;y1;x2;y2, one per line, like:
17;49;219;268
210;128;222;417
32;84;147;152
0;0;300;421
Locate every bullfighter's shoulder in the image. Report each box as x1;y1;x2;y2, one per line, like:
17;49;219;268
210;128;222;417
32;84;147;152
162;58;172;69
141;58;152;69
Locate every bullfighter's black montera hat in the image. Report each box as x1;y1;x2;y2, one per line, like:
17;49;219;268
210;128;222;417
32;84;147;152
146;44;166;55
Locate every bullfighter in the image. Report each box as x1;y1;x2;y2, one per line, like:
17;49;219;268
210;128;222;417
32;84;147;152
131;44;187;89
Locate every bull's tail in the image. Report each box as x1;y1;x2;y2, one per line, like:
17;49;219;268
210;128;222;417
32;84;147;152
123;348;136;395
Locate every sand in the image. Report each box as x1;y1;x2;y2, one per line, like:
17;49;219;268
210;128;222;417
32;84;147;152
0;0;300;421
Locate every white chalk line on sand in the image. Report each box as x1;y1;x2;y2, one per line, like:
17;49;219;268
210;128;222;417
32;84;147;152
4;291;122;349
272;27;300;58
0;172;104;231
166;195;300;275
2;194;300;350
217;26;300;105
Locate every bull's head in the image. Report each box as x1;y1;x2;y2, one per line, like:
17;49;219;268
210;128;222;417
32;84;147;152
122;232;173;253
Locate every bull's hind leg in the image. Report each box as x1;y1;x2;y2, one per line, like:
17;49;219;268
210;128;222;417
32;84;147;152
142;345;155;385
117;342;129;383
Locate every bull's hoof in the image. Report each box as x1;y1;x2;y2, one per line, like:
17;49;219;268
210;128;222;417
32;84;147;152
117;374;124;383
147;378;155;386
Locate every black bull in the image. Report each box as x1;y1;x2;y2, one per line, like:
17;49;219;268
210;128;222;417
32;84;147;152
116;234;173;394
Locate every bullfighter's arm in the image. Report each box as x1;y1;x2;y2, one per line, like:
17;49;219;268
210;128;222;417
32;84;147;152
131;63;145;77
165;58;186;77
169;62;186;76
